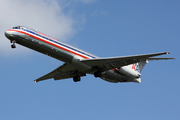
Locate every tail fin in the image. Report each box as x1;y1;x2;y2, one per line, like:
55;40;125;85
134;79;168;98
138;60;148;73
131;60;148;83
131;60;148;73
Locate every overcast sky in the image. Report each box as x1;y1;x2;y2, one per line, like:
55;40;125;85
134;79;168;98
0;0;179;120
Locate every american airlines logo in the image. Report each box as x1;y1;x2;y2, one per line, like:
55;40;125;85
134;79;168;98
132;63;139;72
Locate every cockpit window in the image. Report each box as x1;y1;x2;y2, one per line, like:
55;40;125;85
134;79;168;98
13;26;20;29
12;26;26;30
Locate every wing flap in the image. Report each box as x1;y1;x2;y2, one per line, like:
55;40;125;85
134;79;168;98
147;58;175;60
54;72;86;80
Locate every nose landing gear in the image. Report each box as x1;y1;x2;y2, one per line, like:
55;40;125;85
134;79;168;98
11;40;16;49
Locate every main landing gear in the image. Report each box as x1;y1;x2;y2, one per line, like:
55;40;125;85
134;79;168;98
73;75;81;82
11;40;16;49
94;71;102;78
73;71;102;82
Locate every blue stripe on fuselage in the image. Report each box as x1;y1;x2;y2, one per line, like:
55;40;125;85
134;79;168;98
21;28;96;59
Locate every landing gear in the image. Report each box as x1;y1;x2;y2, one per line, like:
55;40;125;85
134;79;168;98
11;40;16;49
94;71;102;78
73;75;81;82
11;44;16;48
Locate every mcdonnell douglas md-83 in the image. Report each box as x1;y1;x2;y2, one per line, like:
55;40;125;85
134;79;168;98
5;26;174;83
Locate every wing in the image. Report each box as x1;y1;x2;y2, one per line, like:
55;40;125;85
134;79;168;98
34;63;86;82
81;52;174;72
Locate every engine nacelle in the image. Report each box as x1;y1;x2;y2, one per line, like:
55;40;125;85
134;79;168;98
117;65;141;78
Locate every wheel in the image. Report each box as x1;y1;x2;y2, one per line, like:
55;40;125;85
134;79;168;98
73;76;81;82
94;71;101;78
73;76;80;82
11;44;16;48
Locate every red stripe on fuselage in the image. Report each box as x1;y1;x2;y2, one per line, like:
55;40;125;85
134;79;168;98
8;29;90;59
38;32;57;41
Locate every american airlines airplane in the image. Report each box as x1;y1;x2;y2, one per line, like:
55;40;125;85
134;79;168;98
5;26;174;83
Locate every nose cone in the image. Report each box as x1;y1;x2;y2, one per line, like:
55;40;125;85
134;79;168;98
5;30;11;39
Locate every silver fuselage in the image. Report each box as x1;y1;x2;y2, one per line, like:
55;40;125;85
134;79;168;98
5;26;140;83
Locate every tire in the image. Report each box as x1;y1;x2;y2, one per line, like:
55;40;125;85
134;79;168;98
94;71;101;77
11;44;16;48
73;76;81;82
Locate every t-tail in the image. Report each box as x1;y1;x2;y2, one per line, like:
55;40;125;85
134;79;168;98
137;60;149;73
130;60;149;83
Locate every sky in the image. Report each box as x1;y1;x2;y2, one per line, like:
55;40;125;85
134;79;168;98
0;0;179;120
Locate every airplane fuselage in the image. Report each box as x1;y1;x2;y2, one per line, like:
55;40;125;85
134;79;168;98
5;26;146;83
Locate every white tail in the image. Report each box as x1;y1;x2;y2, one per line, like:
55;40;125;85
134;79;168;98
138;60;148;73
131;60;148;73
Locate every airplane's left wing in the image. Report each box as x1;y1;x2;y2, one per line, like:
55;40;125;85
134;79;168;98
34;63;86;82
81;52;174;72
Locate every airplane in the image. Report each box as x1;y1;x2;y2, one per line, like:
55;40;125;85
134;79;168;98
5;26;174;83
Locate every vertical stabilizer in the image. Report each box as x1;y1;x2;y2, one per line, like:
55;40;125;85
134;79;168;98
138;60;148;73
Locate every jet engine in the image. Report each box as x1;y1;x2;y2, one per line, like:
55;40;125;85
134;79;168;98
117;65;141;78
